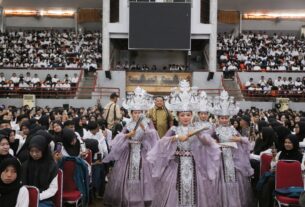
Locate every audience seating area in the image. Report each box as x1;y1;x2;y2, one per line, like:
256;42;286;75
239;74;305;98
218;32;305;72
0;30;102;69
0;69;82;98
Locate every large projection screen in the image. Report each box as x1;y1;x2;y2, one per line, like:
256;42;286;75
129;2;191;50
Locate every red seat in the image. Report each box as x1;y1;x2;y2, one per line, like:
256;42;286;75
63;191;82;200
53;169;63;207
276;195;300;204
62;160;82;206
260;153;273;176
26;186;39;207
275;160;303;207
85;149;92;166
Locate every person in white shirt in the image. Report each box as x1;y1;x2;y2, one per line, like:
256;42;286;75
10;73;19;86
0;72;5;84
245;78;254;89
70;73;79;88
83;121;108;198
31;74;40;86
273;76;283;88
258;76;267;87
24;72;31;84
51;75;59;86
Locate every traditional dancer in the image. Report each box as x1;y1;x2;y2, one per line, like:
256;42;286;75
210;91;255;207
147;80;221;207
193;90;215;133
103;87;159;207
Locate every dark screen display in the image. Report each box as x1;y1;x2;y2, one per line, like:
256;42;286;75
129;3;191;50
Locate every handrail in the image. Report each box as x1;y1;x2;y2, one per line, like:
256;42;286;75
0;86;120;99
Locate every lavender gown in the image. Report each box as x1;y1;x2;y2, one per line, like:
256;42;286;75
214;125;255;207
147;125;221;207
103;119;158;207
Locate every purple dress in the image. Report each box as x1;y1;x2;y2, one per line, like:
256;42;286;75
147;125;221;207
214;125;255;207
103;119;158;207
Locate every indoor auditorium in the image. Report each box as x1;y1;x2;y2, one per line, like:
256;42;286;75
0;0;305;207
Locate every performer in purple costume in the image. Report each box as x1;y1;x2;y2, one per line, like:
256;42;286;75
147;80;221;207
209;90;255;207
103;87;159;207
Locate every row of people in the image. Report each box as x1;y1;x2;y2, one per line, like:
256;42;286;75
115;61;188;71
243;76;305;95
0;30;102;69
218;31;305;71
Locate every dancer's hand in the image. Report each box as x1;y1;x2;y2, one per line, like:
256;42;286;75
178;135;189;142
126;130;135;138
230;136;241;142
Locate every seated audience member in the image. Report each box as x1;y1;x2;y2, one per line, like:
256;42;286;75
61;128;86;157
258;134;305;207
21;135;58;207
0;134;13;163
0;157;29;207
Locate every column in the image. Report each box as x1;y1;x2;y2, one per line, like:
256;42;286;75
209;0;218;72
103;0;111;71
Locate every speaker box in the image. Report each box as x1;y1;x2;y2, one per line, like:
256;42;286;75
63;104;69;110
207;72;214;81
105;71;112;79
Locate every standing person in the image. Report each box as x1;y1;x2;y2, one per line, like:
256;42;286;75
147;96;173;138
147;80;221;207
0;157;29;207
103;93;122;130
103;87;158;207
210;91;255;207
193;91;215;132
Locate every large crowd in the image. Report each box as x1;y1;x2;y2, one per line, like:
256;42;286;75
0;30;102;69
243;75;305;96
1;87;305;207
218;32;305;72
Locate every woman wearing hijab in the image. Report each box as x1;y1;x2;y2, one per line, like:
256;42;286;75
295;121;305;142
21;135;58;207
250;127;276;190
259;134;305;207
73;117;84;138
49;120;63;143
61;128;83;157
0;134;13;164
0;157;29;207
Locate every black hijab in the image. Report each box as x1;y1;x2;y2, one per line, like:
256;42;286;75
73;117;84;137
49;120;63;143
62;128;80;157
279;134;303;163
273;125;291;151
0;135;13;164
21;135;58;193
253;127;276;155
0;157;22;207
296;121;305;142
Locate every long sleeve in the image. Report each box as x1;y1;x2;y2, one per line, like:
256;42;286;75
270;152;281;171
146;129;177;178
39;175;58;201
15;186;29;207
103;132;129;163
99;137;109;158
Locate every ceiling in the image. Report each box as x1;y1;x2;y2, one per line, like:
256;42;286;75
0;0;102;9
218;0;305;12
0;0;304;12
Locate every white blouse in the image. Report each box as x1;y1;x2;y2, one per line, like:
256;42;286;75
15;186;29;207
